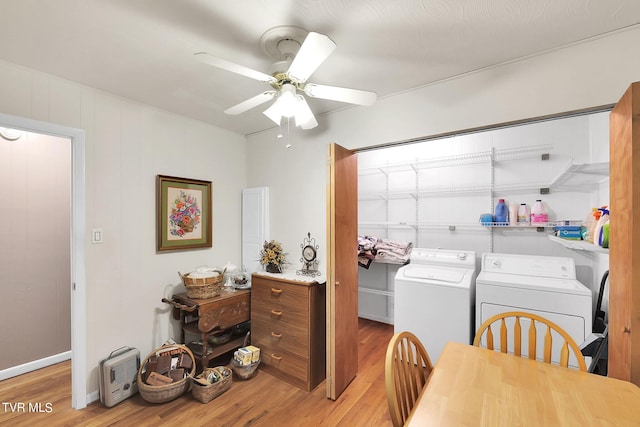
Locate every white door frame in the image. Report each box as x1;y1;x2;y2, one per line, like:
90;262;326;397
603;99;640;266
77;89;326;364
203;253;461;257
0;112;87;409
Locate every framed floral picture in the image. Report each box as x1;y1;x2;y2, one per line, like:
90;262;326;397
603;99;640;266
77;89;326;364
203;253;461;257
156;175;212;252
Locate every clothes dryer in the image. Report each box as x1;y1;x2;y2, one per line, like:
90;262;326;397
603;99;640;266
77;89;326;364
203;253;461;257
476;252;592;368
394;248;477;363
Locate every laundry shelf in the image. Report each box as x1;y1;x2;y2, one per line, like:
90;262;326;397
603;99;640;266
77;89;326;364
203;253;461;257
359;185;492;201
359;221;488;231
548;235;609;253
550;161;609;191
481;220;582;228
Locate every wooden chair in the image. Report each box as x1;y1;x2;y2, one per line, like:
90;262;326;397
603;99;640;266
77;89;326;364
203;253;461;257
385;331;433;427
473;311;587;371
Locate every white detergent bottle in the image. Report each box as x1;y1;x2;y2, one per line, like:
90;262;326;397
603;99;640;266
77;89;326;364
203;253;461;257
583;208;598;242
530;200;548;224
509;203;519;225
517;203;530;224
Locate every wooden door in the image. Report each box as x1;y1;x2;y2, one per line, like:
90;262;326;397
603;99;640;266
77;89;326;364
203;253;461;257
609;81;640;384
326;143;359;399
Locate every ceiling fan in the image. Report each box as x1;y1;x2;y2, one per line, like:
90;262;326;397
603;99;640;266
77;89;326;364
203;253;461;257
195;26;377;130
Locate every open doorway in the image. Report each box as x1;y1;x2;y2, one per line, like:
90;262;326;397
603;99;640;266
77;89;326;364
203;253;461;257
0;112;86;409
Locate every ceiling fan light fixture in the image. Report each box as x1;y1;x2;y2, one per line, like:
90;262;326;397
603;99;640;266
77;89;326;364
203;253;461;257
263;102;283;125
0;127;23;141
294;97;318;129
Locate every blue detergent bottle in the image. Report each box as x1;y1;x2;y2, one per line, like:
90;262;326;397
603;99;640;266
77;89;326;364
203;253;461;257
495;199;508;225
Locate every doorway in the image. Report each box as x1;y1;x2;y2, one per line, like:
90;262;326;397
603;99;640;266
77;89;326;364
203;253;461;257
0;112;86;409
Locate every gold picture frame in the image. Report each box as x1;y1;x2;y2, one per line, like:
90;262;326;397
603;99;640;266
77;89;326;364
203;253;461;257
156;175;212;252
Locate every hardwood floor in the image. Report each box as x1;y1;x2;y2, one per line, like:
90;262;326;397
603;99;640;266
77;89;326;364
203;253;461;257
0;318;394;426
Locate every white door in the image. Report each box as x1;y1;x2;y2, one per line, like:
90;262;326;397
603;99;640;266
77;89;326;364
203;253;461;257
242;187;269;273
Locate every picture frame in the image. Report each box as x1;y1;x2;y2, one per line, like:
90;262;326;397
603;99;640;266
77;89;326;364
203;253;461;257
157;175;212;252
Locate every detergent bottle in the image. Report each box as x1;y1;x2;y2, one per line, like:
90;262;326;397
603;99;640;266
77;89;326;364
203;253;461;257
517;203;530;224
582;208;598;242
530;200;548;223
495;199;508;225
594;207;609;247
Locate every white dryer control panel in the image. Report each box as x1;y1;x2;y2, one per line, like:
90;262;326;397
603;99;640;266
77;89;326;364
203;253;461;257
482;253;576;279
410;248;476;269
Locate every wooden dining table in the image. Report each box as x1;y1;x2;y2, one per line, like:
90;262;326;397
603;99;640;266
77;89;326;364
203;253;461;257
406;341;640;426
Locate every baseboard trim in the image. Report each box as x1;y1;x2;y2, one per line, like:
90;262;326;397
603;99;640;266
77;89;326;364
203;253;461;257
87;390;100;405
0;351;71;381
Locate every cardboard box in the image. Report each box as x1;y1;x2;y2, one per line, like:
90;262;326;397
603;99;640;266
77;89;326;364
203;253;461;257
245;345;261;363
234;347;253;365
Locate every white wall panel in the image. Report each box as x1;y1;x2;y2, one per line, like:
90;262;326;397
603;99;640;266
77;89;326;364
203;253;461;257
0;58;247;397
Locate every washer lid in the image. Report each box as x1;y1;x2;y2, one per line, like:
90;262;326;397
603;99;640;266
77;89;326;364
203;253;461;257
476;271;590;296
403;267;466;283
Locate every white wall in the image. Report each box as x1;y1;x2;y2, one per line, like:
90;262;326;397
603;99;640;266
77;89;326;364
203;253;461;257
0;132;71;370
246;25;638;285
0;59;247;397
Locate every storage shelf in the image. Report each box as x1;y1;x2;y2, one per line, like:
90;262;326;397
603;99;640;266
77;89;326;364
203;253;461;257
358;287;394;297
358;144;553;177
481;220;582;228
550;161;609;191
360;185;491;201
359;221;489;231
548;235;609;253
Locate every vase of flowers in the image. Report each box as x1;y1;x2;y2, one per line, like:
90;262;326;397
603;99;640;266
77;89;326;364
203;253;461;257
260;240;286;273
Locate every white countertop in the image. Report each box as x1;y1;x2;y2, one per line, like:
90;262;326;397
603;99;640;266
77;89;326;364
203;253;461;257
252;268;326;284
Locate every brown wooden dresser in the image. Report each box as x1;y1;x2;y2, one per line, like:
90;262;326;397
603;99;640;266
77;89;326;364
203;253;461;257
251;273;326;391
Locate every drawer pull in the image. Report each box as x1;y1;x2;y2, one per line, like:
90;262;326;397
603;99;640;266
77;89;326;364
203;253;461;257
271;310;283;318
271;354;283;365
271;332;282;339
271;288;283;296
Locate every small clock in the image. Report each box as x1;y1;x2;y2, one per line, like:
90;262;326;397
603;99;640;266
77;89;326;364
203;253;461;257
297;232;320;277
302;245;317;262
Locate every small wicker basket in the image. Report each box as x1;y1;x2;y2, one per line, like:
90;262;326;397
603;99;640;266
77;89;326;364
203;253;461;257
191;366;232;404
179;271;223;299
138;343;196;404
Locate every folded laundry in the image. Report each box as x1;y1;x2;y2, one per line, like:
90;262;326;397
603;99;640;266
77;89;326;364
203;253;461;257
357;235;413;269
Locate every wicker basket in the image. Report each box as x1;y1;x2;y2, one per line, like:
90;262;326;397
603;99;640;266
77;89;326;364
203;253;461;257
179;271;223;299
138;343;196;404
230;358;260;380
191;366;232;404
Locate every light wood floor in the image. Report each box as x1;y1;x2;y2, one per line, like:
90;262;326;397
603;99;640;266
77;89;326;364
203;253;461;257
0;318;394;427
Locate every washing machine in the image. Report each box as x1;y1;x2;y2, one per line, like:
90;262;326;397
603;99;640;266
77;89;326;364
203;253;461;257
394;248;477;363
476;252;592;367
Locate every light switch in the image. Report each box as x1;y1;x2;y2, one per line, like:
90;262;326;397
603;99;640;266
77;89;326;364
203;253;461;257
92;228;103;244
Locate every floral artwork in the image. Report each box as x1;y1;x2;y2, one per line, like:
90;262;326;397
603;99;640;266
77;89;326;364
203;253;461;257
260;240;287;273
169;190;201;237
157;175;212;252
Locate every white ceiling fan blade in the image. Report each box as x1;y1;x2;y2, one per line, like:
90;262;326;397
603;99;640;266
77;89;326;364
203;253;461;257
225;91;276;115
295;97;318;129
287;32;336;82
304;83;377;106
195;52;276;84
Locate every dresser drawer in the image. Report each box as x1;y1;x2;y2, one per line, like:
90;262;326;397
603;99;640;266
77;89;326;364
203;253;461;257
252;276;310;312
261;345;309;384
251;320;309;357
251;299;309;330
197;291;250;332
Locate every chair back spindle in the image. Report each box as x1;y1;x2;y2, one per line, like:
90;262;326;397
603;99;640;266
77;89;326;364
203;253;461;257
385;331;433;427
473;311;587;371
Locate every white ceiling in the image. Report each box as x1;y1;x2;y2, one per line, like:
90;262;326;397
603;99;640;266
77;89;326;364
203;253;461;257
1;0;639;136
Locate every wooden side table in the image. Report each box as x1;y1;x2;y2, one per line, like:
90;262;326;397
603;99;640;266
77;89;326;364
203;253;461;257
163;290;250;371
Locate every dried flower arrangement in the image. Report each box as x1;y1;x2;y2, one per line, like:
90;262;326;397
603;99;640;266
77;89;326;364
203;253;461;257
259;240;287;273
